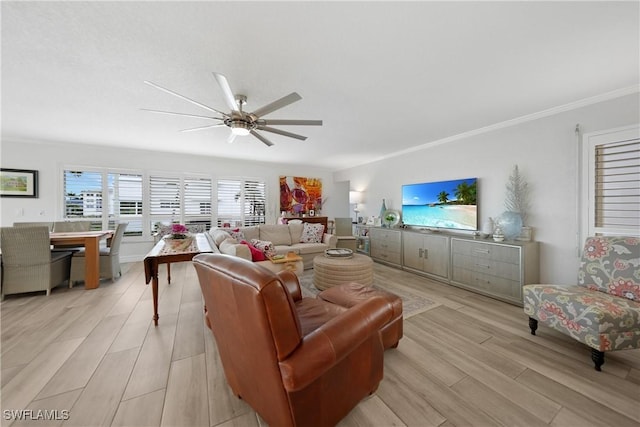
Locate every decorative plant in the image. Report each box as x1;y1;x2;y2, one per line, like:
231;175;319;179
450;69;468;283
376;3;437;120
505;164;530;225
171;223;188;239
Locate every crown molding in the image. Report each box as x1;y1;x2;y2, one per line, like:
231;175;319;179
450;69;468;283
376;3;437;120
352;85;640;169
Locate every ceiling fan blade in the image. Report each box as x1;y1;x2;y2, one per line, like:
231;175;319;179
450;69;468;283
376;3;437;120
260;119;323;126
179;123;227;133
144;80;229;117
250;92;302;118
213;72;239;113
257;125;307;141
250;130;274;147
227;131;237;144
141;108;224;121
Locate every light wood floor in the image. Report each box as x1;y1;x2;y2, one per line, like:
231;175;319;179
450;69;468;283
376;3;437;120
1;261;639;427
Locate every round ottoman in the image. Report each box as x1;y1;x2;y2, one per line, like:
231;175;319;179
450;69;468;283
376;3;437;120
313;253;373;290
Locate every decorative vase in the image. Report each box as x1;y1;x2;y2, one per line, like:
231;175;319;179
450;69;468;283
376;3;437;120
481;217;494;238
517;226;533;241
380;199;387;227
498;211;523;240
493;226;505;242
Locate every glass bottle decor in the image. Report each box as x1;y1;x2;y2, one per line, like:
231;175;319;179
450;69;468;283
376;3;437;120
380;199;387;220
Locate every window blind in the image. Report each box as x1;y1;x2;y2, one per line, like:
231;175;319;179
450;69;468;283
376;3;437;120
594;137;640;230
149;175;181;217
217;179;266;227
108;173;143;236
63;170;103;219
244;180;266;226
184;177;212;230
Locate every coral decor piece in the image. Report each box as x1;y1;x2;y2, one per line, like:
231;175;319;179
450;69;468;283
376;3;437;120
505;164;530;225
280;176;322;215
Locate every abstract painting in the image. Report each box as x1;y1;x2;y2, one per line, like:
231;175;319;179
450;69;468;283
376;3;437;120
279;176;322;215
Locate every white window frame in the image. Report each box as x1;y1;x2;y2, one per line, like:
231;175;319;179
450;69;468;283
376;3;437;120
60;166;145;241
216;177;267;227
581;124;640;239
147;172;214;234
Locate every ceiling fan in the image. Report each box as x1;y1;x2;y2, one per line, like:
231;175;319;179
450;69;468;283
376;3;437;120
142;72;322;147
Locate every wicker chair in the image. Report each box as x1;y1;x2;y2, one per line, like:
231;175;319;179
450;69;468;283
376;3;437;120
69;223;128;286
13;221;54;231
52;221;91;232
0;226;74;299
52;221;92;251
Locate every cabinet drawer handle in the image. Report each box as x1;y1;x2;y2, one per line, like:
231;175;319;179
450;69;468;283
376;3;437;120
475;278;491;284
473;248;490;254
475;263;491;269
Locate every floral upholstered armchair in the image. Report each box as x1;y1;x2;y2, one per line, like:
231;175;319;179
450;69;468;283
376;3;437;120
523;236;639;371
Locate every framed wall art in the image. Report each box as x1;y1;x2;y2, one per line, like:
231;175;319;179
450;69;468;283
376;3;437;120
279;176;322;215
0;168;39;198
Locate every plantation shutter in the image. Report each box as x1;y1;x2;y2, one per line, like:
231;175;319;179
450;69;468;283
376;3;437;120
217;179;242;226
584;125;640;238
594;137;640;231
184;177;212;229
63;170;103;219
149;175;181;218
108;173;143;236
216;179;266;227
244;180;266;226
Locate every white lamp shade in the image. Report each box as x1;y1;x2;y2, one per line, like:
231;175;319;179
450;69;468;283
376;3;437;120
349;191;363;204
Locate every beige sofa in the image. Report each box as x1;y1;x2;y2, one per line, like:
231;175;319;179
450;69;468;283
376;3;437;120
206;223;337;271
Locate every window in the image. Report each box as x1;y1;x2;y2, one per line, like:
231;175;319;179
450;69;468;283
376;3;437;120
108;173;143;236
217;179;266;227
63;169;143;236
64;170;102;221
184;177;213;229
149;175;213;233
582;125;640;238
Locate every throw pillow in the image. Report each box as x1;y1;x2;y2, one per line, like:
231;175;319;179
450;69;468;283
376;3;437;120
240;240;266;262
250;239;276;258
300;223;324;243
211;229;232;246
229;228;245;241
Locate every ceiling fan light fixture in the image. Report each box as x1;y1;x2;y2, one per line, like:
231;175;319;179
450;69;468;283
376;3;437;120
230;120;251;136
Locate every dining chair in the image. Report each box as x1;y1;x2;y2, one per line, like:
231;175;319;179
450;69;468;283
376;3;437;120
52;221;92;251
334;217;357;251
0;226;74;299
13;221;54;231
53;221;92;232
69;223;128;286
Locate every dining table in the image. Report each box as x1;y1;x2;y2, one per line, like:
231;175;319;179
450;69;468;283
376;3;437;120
49;230;114;289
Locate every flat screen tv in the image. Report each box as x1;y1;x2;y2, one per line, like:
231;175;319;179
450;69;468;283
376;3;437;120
402;177;478;231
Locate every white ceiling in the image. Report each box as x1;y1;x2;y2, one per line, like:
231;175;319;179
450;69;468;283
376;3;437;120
2;1;638;171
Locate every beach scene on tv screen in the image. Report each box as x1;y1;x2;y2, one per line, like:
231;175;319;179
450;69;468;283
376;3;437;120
402;178;477;230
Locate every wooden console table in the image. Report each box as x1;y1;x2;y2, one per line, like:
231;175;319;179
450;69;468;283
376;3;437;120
143;233;213;325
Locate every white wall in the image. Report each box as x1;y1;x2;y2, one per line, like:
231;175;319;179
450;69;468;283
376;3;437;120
0;140;338;261
333;93;640;284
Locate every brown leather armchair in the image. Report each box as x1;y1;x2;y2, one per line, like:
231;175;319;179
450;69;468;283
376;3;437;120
193;253;394;427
